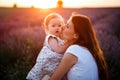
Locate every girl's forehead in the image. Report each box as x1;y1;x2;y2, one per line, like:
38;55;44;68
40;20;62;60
50;18;62;22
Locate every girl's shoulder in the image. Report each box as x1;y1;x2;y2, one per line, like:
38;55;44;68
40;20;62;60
46;34;57;39
46;34;62;41
45;34;57;42
46;34;63;45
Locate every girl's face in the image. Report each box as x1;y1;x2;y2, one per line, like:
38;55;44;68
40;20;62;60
47;17;63;37
62;18;77;41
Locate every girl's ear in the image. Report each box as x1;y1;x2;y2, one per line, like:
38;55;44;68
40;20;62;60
73;33;79;39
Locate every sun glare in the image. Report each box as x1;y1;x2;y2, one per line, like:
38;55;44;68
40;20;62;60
33;0;57;9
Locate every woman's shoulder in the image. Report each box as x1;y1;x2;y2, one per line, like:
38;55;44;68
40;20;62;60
68;44;87;51
66;45;90;58
66;45;89;54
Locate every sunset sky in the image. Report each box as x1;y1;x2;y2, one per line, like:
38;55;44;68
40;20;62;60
0;0;120;8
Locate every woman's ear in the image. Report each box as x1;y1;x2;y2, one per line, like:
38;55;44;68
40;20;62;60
73;33;79;39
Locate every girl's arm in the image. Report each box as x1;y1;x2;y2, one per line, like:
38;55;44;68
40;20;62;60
49;37;69;54
50;53;77;80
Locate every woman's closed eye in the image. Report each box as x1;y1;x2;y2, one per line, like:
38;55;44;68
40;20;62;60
66;24;69;28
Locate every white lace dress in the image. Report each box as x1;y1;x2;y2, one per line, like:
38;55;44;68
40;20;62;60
26;34;63;80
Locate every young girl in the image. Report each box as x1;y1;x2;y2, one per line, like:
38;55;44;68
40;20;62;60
26;13;69;80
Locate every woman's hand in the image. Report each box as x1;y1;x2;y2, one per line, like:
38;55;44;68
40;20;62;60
62;74;68;80
50;53;77;80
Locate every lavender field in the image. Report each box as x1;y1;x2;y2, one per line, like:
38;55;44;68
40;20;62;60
0;7;120;80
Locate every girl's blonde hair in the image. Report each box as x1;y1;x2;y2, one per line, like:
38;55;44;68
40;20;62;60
43;12;64;34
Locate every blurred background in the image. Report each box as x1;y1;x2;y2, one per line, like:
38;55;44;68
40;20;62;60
0;0;120;80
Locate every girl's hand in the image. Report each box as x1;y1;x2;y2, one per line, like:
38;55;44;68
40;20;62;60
41;75;50;80
62;40;69;45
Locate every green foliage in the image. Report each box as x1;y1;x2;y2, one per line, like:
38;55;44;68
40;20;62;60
0;38;41;80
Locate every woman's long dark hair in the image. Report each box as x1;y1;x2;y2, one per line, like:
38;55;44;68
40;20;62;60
71;14;108;80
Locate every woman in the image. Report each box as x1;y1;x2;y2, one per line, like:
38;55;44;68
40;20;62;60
50;13;108;80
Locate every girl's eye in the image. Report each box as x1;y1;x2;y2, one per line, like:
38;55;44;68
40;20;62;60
58;24;62;27
52;25;55;27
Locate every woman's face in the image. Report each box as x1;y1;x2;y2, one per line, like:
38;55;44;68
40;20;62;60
62;18;77;41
